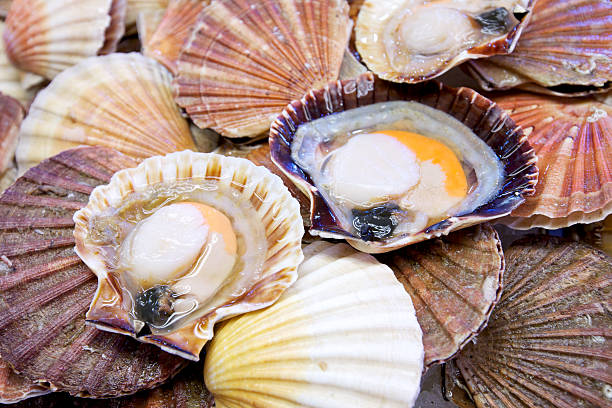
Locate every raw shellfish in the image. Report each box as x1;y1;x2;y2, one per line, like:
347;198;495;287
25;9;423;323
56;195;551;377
380;223;504;368
174;0;351;138
0;146;187;397
205;241;424;408
455;236;612;408
74;150;304;360
498;93;612;229
270;73;538;253
16;53;196;173
466;0;612;95
355;0;533;83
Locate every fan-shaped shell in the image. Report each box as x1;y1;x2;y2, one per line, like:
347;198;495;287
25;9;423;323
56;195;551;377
137;9;165;52
380;223;504;368
16;53;196;174
270;73;538;253
74;150;304;360
466;0;612;94
174;0;351;138
456;237;612;408
0;93;23;175
99;0;128;55
0;146;187;397
205;241;424;408
143;0;209;75
498;93;612;229
126;0;169;27
3;0;115;79
0;359;49;404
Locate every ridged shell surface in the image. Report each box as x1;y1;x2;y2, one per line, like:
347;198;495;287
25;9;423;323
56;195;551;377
16;53;195;173
3;0;113;79
456;237;612;408
126;0;169;27
0;93;23;175
380;224;504;368
100;0;128;55
137;9;165;52
467;0;612;93
0;146;187;397
174;0;351;138
74;150;304;360
270;73;538;253
205;241;424;408
0;359;49;404
498;93;612;229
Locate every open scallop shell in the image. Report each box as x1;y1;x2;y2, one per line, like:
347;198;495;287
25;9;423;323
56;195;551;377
0;146;187;398
74;150;304;360
174;0;351;138
466;0;612;95
455;236;612;408
498;93;612;229
0;93;23;175
143;0;209;75
0;359;50;404
3;0;118;80
16;53;196;174
355;0;533;83
205;241;424;408
379;223;504;368
270;73;538;253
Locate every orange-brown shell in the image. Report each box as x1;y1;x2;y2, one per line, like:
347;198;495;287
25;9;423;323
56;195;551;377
0;93;23;175
99;0;128;55
456;236;612;408
498;92;612;229
0;359;49;404
173;0;351;138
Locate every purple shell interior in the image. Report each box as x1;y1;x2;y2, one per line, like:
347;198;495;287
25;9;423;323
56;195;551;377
270;73;538;240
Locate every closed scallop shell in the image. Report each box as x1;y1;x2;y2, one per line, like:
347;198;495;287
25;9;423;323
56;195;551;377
270;73;538;253
143;0;209;75
16;53;196;173
205;241;424;408
0;359;49;404
455;236;612;408
174;0;351;138
0;93;23;175
0;146;187;397
74;150;304;360
3;0;114;79
466;0;612;94
498;93;612;229
380;223;504;368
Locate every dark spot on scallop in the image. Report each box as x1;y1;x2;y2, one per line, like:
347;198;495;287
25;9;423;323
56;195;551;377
134;285;175;327
352;204;399;241
475;7;512;35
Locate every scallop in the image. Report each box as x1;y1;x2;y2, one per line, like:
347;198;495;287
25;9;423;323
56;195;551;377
73;150;304;360
0;359;49;404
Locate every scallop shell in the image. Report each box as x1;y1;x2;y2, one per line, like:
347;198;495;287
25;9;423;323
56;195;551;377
466;0;612;94
455;236;612;408
498;93;612;229
99;0;128;55
74;150;304;360
205;241;424;408
174;0;351;138
0;93;23;175
379;223;504;368
0;359;49;404
143;0;209;75
0;146;187;397
355;0;533;83
270;73;538;253
16;53;196;174
0;0;10;17
3;0;116;80
137;10;165;53
126;0;169;27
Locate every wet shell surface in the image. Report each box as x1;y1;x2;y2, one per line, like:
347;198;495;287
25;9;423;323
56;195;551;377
498;93;612;229
380;223;504;368
74;150;304;361
174;0;351;138
0;92;23;175
205;241;424;408
0;146;187;397
16;53;196;173
466;0;612;94
455;237;612;408
270;73;538;253
355;0;533;83
143;0;209;75
3;0;115;79
0;359;49;404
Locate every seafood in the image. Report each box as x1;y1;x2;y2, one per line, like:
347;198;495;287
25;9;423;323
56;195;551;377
205;241;424;408
270;73;538;253
74;151;304;360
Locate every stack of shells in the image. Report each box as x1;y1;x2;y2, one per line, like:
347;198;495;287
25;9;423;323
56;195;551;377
0;0;608;407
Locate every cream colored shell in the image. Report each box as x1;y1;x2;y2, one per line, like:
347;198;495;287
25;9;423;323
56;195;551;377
16;53;195;173
126;0;168;27
74;150;305;360
205;241;424;408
